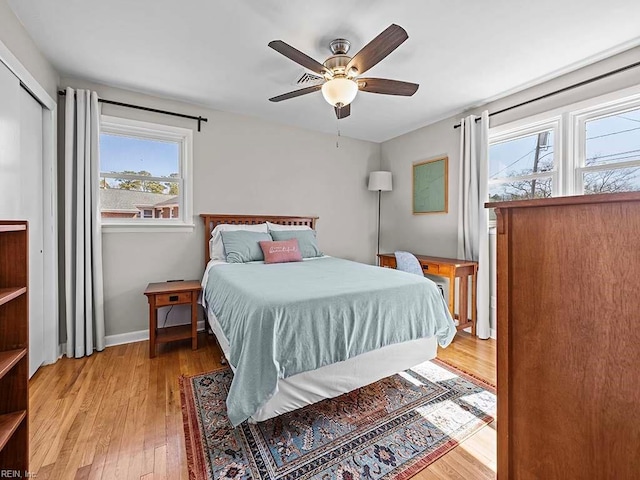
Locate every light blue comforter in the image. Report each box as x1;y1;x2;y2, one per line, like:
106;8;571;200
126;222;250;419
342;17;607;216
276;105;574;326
204;257;456;426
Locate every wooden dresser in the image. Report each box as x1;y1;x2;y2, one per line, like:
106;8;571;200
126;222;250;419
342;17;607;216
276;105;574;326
489;192;640;479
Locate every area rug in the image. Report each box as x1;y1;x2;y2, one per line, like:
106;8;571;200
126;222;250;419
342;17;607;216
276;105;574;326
180;359;496;480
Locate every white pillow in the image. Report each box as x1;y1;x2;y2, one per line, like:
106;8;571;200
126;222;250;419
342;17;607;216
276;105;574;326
209;223;268;260
266;221;312;231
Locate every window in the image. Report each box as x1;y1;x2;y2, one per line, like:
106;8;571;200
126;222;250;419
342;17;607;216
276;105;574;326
488;89;640;214
489;121;559;203
99;116;193;230
576;104;640;195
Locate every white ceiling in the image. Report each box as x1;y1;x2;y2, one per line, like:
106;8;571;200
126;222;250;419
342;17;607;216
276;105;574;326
8;0;640;142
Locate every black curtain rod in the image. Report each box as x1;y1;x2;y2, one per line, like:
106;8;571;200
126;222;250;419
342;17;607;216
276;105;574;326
453;59;640;129
58;90;208;132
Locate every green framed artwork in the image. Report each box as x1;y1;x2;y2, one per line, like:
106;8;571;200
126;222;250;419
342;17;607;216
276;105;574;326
413;156;448;214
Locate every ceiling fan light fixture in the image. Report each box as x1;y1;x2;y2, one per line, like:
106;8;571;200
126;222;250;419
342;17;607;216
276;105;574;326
321;77;358;107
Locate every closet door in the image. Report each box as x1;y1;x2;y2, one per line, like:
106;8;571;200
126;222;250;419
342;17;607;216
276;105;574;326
0;61;20;218
20;87;45;377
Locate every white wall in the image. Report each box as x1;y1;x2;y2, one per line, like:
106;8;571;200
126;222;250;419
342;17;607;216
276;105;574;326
60;78;381;338
379;45;640;331
0;0;58;99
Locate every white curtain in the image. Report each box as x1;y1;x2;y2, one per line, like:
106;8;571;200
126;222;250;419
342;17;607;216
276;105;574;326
63;87;105;357
457;110;491;339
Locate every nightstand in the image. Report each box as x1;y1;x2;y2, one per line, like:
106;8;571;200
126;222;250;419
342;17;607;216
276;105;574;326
144;280;202;358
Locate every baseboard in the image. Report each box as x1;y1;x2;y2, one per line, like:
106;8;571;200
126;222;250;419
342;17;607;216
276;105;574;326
105;320;206;348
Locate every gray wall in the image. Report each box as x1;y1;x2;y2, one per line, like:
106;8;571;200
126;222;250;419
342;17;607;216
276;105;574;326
0;0;58;99
379;45;640;332
60;78;381;337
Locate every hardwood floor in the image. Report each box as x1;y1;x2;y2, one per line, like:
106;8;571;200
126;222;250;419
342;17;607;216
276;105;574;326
29;331;496;479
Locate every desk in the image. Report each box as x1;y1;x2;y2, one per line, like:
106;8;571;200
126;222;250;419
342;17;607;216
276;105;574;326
144;280;202;358
377;254;478;334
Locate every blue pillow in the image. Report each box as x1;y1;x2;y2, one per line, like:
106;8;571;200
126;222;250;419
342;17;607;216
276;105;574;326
220;230;272;263
269;229;322;258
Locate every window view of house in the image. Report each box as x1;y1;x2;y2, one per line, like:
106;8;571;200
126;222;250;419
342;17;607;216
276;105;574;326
99;133;181;220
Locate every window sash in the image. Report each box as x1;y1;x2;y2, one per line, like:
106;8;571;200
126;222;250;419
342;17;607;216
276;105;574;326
578;157;640;174
489;119;560;185
99;115;193;228
100;172;182;183
489;171;556;185
572;95;640;195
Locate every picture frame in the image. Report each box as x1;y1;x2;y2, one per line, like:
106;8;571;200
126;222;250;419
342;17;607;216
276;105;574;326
413;156;448;214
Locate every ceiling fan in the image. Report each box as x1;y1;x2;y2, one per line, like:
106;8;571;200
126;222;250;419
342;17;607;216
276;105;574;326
268;24;419;119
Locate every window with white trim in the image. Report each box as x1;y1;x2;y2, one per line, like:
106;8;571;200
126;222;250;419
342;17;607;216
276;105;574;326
488;90;640;211
575;104;640;195
99;116;193;228
489;120;559;202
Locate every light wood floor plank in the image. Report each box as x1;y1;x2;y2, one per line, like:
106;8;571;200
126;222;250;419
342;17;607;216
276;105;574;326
30;331;496;479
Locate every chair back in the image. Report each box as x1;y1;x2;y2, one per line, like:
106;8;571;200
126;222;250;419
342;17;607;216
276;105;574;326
394;251;424;277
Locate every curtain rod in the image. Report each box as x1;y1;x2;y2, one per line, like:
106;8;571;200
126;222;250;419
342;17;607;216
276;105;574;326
57;90;208;132
453;59;640;129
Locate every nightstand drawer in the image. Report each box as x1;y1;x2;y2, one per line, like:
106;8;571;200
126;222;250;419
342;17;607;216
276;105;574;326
379;256;397;268
155;291;192;307
421;262;440;274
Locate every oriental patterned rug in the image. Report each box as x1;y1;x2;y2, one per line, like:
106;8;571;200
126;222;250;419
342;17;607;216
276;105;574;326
180;359;496;480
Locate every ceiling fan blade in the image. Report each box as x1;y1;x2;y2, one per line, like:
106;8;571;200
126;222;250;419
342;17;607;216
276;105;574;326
346;24;408;75
268;40;328;75
269;84;322;102
358;78;419;96
334;103;351;119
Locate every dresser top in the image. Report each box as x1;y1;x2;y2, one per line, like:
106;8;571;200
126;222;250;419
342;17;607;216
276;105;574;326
485;191;640;210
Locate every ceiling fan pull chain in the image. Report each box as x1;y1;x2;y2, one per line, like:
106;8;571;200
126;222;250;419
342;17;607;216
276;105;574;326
336;116;341;148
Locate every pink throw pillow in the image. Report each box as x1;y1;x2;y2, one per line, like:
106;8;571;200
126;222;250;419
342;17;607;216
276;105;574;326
259;239;303;264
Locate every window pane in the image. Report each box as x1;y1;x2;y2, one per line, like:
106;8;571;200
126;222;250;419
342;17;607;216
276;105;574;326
585;108;640;167
488;176;553;202
583;166;640;194
489;130;554;180
99;182;180;220
100;133;179;178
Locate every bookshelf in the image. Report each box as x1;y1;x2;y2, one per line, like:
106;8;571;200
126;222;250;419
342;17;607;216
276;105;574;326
0;221;28;473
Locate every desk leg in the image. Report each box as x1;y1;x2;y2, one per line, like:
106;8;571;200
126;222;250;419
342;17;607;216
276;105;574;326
459;274;468;330
448;272;456;323
149;298;157;358
471;269;477;336
191;296;198;351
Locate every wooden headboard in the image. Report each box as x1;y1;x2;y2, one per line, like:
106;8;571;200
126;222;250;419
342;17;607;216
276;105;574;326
200;214;319;265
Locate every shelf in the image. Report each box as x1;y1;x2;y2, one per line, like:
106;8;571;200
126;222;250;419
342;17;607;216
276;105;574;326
0;287;27;307
156;324;192;343
0;225;26;233
0;411;26;452
0;349;27;381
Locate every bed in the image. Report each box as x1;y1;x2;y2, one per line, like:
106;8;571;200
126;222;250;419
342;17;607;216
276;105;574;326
200;214;456;426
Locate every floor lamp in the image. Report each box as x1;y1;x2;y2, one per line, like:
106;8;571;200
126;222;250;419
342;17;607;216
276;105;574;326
368;171;393;264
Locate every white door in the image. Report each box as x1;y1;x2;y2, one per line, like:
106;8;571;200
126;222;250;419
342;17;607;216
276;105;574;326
0;61;20;218
19;88;45;378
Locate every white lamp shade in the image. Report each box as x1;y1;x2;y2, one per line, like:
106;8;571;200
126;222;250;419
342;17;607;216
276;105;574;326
368;171;393;191
321;78;358;107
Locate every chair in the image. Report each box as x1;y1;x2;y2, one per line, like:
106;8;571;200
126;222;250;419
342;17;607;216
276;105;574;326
394;251;424;277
